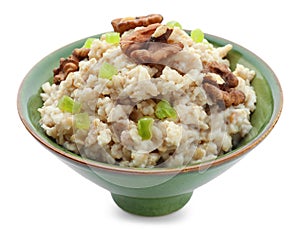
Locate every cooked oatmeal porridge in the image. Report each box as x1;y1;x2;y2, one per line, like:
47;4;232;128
38;14;256;168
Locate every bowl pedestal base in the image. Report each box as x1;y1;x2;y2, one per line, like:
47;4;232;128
111;192;193;216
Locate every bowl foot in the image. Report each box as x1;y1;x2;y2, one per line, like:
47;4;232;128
111;192;193;216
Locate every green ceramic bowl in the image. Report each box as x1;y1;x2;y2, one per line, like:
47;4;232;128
17;33;283;216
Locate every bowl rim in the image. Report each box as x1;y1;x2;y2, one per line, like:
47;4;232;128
17;33;283;175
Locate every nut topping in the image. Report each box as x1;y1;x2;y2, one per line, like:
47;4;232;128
203;82;245;108
111;14;163;34
203;61;238;89
202;62;245;109
120;24;183;64
53;47;90;85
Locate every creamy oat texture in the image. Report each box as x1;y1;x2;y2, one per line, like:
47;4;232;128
38;26;256;168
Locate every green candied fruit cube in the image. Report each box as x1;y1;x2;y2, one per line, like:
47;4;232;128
166;21;182;29
74;113;90;130
82;38;96;48
98;62;118;80
137;117;154;140
191;28;204;43
105;32;120;44
58;95;81;114
155;100;177;120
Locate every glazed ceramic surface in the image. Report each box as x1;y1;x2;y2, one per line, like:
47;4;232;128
17;33;283;216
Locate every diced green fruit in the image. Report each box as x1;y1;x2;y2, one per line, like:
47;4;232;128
72;101;82;114
98;62;118;80
155;100;177;120
74;113;90;130
191;28;204;43
137;117;154;140
58;95;81;114
82;38;96;48
105;32;120;44
166;21;182;29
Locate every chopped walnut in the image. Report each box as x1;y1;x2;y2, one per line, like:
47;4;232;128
203;82;245;108
120;24;183;64
53;47;90;85
120;23;160;54
53;58;78;84
130;42;183;64
111;14;163;34
72;48;90;60
202;62;245;109
203;61;238;89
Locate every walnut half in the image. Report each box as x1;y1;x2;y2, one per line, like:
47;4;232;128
111;14;163;34
120;24;183;64
203;81;245;108
53;47;90;85
202;62;245;109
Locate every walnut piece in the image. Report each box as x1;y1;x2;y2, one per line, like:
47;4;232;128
203;82;245;108
120;24;183;64
130;41;183;64
203;61;238;89
53;47;90;85
202;62;245;109
120;23;161;54
111;14;163;34
72;48;90;60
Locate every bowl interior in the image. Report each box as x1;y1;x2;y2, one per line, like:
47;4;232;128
18;33;282;171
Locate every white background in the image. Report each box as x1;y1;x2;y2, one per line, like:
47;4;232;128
1;0;299;229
